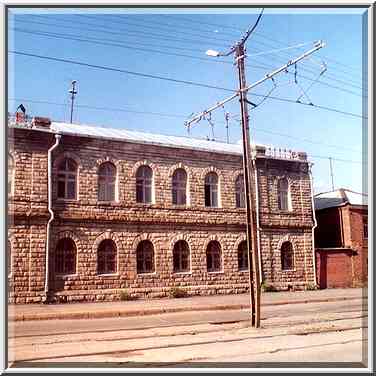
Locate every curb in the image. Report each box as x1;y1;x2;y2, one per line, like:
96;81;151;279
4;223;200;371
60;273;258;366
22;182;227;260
9;295;365;322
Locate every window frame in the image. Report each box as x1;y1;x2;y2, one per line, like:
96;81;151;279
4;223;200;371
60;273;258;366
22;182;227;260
204;172;219;208
278;178;291;211
206;240;222;272
363;215;368;240
238;240;251;271
57;158;78;201
55;238;77;276
172;240;190;273
235;174;245;208
98;162;117;202
8;154;14;197
97;239;117;275
136;240;155;274
280;241;294;271
136;165;153;204
172;168;187;206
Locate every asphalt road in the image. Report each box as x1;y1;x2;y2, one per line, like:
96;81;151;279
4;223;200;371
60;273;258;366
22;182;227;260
8;298;368;369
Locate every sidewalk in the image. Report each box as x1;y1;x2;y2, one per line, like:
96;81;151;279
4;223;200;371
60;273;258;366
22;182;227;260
9;287;366;322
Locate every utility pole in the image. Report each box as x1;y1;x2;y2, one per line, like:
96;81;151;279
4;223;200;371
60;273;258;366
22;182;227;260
225;112;230;143
185;11;325;328
69;80;77;124
329;157;335;191
236;43;261;327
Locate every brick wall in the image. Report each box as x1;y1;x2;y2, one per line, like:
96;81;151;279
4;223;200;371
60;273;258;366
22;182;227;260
8;126;315;303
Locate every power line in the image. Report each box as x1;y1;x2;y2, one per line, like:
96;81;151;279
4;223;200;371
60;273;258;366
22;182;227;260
9;50;365;120
10;50;236;92
15;16;365;91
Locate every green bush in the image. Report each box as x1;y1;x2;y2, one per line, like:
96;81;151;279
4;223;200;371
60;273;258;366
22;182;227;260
169;287;188;298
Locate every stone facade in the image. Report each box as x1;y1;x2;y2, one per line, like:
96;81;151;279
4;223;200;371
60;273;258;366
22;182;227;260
8;121;315;304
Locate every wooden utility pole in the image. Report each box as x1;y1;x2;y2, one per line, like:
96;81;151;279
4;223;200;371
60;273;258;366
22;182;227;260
236;44;261;327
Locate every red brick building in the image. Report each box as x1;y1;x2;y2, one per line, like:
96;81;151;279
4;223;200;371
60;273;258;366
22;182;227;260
8;116;317;304
314;189;368;289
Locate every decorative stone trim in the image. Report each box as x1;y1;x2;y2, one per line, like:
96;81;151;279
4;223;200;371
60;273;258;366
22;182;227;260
203;234;224;252
132;160;157;177
168;162;191;179
53;230;81;251
231;170;244;184
95;156;121;170
234;234;247;251
132;233;159;253
93;230;122;253
169;233;193;250
276;235;296;272
53;151;81;170
200;166;224;181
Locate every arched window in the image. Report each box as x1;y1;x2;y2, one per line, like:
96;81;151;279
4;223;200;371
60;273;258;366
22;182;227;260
8;240;12;277
173;240;190;273
281;241;294;271
55;238;77;275
57;158;77;200
8;155;14;196
238;240;251;271
97;239;117;274
206;240;221;272
98;162;116;202
136;166;153;203
235;174;245;208
278;178;290;211
136;240;154;273
172;169;187;205
205;172;219;207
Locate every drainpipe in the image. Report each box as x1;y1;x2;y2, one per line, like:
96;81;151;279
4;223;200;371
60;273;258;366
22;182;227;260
43;133;61;302
308;163;318;288
254;164;263;283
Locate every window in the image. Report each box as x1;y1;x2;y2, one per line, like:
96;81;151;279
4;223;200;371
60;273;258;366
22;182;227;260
8;240;11;277
363;216;368;240
235;174;245;208
57;158;77;200
98;162;116;202
206;240;221;272
136;166;153;204
55;238;77;275
8;155;14;196
278;178;290;211
281;241;294;271
238;240;251;271
97;239;117;274
173;240;190;273
172;169;187;205
205;172;219;207
136;240;154;273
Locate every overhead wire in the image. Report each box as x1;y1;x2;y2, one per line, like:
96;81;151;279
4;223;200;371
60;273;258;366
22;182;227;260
9;50;366;120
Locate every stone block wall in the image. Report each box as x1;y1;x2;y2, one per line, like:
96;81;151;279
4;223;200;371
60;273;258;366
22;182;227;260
8;126;315;303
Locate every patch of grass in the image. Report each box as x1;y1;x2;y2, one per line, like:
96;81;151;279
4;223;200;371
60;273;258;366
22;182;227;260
305;283;317;291
261;281;276;292
119;290;138;301
169;287;189;298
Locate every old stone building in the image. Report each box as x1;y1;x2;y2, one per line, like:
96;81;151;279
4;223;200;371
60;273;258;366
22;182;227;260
8;116;316;304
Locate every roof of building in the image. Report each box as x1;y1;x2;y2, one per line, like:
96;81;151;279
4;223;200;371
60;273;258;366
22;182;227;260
50;121;245;156
314;188;368;210
8;115;308;162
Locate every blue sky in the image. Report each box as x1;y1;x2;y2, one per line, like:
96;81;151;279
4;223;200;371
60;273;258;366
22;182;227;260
7;7;368;195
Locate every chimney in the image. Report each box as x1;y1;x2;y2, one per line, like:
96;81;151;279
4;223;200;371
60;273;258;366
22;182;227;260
32;117;51;129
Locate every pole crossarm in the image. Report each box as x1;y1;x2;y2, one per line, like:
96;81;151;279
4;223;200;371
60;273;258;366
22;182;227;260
185;40;325;128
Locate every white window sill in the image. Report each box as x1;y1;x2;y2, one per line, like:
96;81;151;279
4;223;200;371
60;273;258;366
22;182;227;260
55;273;78;278
173;271;191;275
137;272;157;276
207;270;224;274
97;273;118;277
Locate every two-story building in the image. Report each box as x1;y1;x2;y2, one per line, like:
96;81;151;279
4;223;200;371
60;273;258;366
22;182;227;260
314;188;368;289
8;115;316;304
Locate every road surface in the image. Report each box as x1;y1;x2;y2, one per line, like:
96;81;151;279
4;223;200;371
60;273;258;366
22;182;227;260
8;297;368;368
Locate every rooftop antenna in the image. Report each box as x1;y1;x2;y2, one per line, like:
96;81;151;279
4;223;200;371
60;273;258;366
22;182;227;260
69;80;77;124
